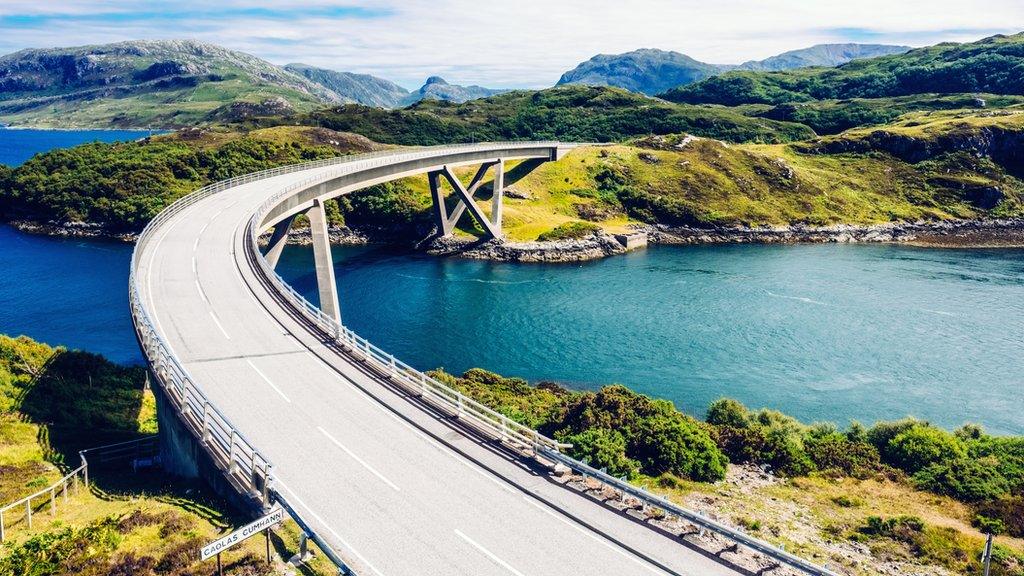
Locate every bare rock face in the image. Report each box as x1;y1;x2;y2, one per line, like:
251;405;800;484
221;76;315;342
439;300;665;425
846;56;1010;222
221;97;295;120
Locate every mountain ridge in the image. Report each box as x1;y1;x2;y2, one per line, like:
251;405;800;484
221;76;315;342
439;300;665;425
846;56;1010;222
556;43;910;95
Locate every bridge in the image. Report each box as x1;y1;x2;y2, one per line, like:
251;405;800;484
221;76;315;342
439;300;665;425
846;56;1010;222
131;143;837;576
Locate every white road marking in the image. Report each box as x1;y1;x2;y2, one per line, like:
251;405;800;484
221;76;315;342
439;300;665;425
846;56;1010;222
194;280;209;304
317;426;400;491
303;351;516;494
454;529;527;576
208;310;231;340
245;359;291;403
521;496;668;575
275;479;386;576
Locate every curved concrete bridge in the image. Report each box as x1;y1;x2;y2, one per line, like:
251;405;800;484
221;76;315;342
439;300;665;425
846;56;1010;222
132;143;833;576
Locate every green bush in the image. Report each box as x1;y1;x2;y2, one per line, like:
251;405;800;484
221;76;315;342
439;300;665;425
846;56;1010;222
880;420;966;473
537;221;601;241
706;398;750;428
914;457;1012;502
563;428;640;479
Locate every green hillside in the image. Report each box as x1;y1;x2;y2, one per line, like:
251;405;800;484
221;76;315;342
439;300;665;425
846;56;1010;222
3;108;1022;240
295;85;815;145
662;32;1024;106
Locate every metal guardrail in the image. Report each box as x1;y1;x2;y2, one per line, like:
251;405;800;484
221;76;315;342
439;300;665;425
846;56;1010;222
539;449;842;576
134;142;841;576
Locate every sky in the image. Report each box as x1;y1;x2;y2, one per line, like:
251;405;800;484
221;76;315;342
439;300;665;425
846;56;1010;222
0;1;1022;89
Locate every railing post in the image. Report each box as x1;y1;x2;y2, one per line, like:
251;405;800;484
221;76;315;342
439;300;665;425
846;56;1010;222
229;432;239;474
457;394;465;418
202;403;211;443
25;499;31;529
0;509;5;542
49;488;56;516
83;462;89;489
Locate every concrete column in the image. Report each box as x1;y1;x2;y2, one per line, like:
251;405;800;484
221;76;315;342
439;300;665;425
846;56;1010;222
264;214;296;269
306;199;341;324
428;171;453;237
490;160;505;233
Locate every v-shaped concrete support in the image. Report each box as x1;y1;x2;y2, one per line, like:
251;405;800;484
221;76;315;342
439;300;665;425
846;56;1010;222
429;161;505;239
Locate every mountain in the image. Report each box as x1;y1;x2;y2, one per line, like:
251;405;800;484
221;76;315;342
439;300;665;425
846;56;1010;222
661;32;1024;106
555;43;910;96
0;40;342;128
400;76;506;106
556;49;722;96
284;63;409;108
737;43;910;71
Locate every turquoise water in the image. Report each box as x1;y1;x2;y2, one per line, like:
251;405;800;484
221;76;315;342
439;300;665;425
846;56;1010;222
0;225;137;364
276;243;1024;434
0;127;158;166
1;223;1022;432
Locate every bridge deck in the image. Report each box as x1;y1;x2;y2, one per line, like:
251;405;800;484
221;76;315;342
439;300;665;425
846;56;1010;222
136;155;739;576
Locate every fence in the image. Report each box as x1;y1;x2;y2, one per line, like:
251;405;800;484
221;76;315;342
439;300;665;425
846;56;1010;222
0;436;158;543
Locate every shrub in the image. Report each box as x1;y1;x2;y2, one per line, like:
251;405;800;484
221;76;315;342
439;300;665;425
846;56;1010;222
706;398;750;428
914;457;1012;502
558;386;728;482
884;423;965;474
563;428;640;479
537;221;601;241
976;497;1024;538
804;430;882;478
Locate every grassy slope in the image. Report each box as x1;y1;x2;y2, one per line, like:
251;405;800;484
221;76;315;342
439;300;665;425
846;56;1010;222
0;334;331;576
434;108;1024;240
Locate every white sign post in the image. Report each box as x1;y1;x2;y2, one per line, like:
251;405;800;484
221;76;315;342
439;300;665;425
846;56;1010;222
201;508;285;573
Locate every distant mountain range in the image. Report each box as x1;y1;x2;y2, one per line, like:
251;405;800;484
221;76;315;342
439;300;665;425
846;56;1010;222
0;40;511;127
0;38;927;129
557;43;910;95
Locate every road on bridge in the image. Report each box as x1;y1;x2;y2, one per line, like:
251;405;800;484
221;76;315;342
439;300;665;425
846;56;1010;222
136;152;743;576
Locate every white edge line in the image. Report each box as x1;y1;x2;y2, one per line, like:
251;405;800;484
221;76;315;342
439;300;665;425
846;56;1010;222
454;529;527;576
317;426;400;491
208;310;231;340
245;359;291;403
275;479;387;576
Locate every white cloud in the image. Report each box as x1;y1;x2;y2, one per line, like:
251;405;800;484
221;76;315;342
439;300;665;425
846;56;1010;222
1;0;1021;88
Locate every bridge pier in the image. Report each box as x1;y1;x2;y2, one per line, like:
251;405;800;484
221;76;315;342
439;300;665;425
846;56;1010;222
306;197;342;324
428;161;505;239
264;214;296;269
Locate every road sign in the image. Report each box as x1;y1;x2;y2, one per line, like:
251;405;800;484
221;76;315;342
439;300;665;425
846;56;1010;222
201;508;285;561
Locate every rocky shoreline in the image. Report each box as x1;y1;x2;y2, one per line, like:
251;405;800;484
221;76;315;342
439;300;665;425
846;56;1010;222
9;217;1024;261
